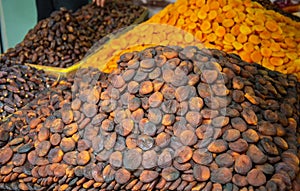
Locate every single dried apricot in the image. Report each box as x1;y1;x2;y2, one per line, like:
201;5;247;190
248;35;260;45
237;33;248;43
286;52;298;60
197;10;207;20
190;13;198;22
209;1;220;10
208;10;217;20
285;38;297;48
259;30;271;40
225;9;236;19
270;57;284;66
239;51;251;62
232;41;243;50
240;25;252;35
195;31;203;41
215;26;226;37
222;19;235;28
253;25;264;32
231;25;240;36
250;50;262;63
224;33;235;43
184;33;194;43
188;22;197;29
200;20;211;32
207;33;217;42
260;47;272;58
265;20;278;32
243;42;254;53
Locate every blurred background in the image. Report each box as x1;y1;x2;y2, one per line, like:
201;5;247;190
0;0;37;53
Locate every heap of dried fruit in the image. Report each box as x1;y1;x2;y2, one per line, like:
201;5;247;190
0;64;55;121
0;1;146;68
144;0;300;80
0;46;299;191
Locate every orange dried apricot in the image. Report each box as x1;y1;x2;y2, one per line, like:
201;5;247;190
259;30;271;40
260;47;272;58
237;33;248;43
248;35;260;45
224;33;236;43
243;42;254;53
286;52;298;60
195;31;203;41
200;20;211;32
231;25;240;36
225;9;237;19
239;50;251;62
232;41;243;50
207;33;217;42
270;57;284;66
265;20;278;32
250;50;262;63
215;26;226;37
222;19;235;28
208;10;217;20
240;25;252;35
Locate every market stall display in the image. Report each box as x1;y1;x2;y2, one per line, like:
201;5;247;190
0;46;299;190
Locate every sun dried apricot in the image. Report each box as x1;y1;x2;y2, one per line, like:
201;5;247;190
240;25;252;35
248;35;260;45
224;33;236;43
265;20;278;32
208;10;217;20
225;9;237;19
250;50;262;63
200;20;211;32
237;33;248;43
222;19;235;28
270;57;284;66
260;47;272;58
231;25;240;36
243;42;254;53
215;26;226;37
232;41;243;50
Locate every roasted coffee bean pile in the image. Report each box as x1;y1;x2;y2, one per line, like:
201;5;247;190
0;64;55;121
0;46;299;191
0;1;145;68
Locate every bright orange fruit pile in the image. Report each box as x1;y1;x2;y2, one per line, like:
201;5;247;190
147;0;300;79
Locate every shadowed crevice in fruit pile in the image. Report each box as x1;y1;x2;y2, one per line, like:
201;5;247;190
0;46;299;191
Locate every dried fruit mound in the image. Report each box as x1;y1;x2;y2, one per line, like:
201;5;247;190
0;1;145;68
146;0;300;80
0;46;299;191
0;64;56;121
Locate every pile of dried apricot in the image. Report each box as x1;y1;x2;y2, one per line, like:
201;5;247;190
147;0;300;79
